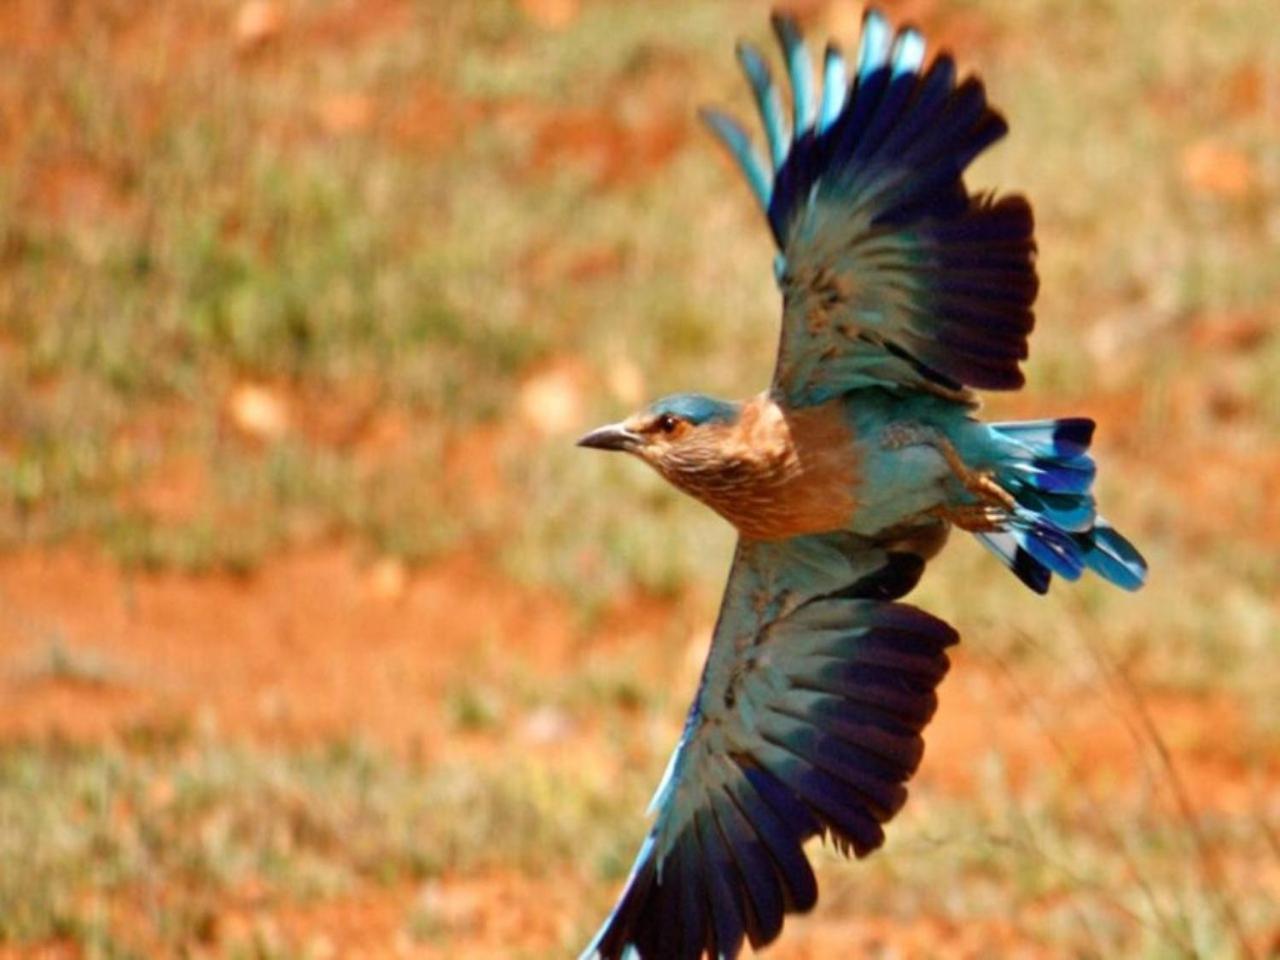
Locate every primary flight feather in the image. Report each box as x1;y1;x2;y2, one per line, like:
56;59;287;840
575;9;1147;958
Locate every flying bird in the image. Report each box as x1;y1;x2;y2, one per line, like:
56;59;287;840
576;9;1147;959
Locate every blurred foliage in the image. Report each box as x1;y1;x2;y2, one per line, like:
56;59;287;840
2;0;1277;584
1;0;1278;956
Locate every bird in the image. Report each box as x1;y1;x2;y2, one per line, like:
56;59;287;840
574;8;1147;959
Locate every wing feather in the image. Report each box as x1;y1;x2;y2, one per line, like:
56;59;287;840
581;526;957;959
701;9;1038;406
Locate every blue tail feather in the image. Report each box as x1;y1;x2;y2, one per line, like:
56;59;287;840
1015;513;1085;581
1008;456;1097;494
989;417;1094;458
1013;487;1095;532
976;417;1147;594
1076;518;1147;592
975;530;1053;594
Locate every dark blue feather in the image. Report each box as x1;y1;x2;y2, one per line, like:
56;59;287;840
1017;518;1085;580
1010;488;1096;532
796;697;926;773
852;70;923;164
826;550;926;600
1013;457;1098;495
754;745;886;856
757;712;907;820
874;56;956;157
977;531;1054;594
789;660;941;725
1012;544;1053;593
730;767;819;911
808;635;951;683
693;807;746;959
672;841;707;960
712;779;787;944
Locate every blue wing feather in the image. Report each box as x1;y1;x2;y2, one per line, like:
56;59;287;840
757;711;908;819
752;741;886;855
581;530;957;959
735;42;789;171
693;806;747;958
698;108;772;212
730;766;819;912
700;8;1039;401
771;14;815;137
818;44;848;133
712;777;788;942
891;28;926;76
672;841;708;959
856;8;893;81
799;695;926;770
702;7;1034;402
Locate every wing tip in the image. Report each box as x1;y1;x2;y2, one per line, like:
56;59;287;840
769;9;802;40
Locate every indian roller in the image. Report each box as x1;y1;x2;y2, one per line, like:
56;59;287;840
575;9;1148;959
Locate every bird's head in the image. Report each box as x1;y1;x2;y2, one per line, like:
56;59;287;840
577;393;745;488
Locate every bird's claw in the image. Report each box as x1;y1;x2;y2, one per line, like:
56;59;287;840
930;503;1006;532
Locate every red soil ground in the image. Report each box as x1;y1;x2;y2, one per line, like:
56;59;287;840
4;543;1276;957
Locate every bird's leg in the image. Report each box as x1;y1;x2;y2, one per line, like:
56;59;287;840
882;422;1018;512
934;436;1018;512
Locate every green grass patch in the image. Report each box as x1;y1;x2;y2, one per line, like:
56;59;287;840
0;733;648;954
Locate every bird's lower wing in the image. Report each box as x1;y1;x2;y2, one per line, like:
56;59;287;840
581;522;956;960
703;10;1037;407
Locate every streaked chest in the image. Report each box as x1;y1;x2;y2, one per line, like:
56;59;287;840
674;395;861;541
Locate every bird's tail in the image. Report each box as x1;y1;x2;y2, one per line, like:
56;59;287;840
971;418;1147;594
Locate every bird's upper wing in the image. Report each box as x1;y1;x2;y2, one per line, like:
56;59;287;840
582;521;956;960
702;10;1038;408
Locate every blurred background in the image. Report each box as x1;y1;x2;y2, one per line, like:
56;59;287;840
1;0;1277;956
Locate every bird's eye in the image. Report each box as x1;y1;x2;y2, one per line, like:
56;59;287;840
655;414;680;434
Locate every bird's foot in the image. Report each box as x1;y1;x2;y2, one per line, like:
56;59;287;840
929;503;1007;533
933;437;1017;511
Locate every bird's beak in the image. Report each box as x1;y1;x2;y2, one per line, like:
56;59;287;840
576;422;642;452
